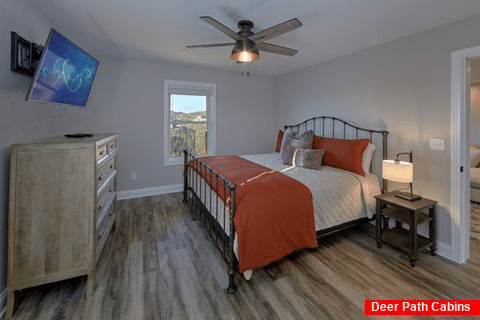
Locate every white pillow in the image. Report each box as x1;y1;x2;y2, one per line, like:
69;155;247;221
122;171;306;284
471;147;480;167
362;143;376;174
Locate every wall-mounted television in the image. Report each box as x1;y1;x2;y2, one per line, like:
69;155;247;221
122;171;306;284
26;28;99;107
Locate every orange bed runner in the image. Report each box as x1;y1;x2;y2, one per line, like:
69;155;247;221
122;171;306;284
191;155;318;272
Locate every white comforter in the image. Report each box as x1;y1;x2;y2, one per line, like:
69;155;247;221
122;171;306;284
192;153;381;233
241;153;381;230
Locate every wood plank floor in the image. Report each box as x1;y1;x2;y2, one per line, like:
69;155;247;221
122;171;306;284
8;193;480;320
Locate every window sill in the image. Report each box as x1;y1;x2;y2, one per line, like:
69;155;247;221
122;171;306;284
164;157;184;166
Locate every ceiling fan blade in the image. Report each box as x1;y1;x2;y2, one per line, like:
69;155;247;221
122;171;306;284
255;42;298;56
186;43;235;48
200;16;242;41
250;18;302;42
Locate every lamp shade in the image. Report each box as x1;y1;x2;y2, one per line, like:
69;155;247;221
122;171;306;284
231;40;259;63
382;160;413;183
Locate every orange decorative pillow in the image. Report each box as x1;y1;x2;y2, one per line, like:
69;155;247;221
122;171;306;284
312;136;370;176
275;129;284;152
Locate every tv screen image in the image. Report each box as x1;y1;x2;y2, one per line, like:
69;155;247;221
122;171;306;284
26;28;99;107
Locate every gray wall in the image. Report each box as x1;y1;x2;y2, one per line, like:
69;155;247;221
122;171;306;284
0;0;276;307
91;58;276;192
1;0;60;307
276;13;480;247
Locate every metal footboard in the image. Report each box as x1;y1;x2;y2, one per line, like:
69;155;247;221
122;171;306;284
183;150;238;293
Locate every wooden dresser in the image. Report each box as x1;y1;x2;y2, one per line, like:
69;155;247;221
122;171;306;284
6;133;118;319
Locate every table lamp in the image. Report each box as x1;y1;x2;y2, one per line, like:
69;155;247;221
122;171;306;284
382;151;421;201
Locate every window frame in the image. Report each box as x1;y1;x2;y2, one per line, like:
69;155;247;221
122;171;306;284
164;80;216;166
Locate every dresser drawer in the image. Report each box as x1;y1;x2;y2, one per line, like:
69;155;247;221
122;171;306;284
108;137;118;156
96;143;108;164
96;157;116;191
97;204;113;238
95;204;115;264
96;185;115;228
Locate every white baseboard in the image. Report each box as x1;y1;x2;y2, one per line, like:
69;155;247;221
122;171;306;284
436;240;451;260
0;289;6;320
116;184;183;200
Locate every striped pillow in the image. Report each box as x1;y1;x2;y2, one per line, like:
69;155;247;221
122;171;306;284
293;148;324;170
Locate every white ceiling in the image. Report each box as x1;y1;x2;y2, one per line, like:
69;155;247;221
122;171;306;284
26;0;480;76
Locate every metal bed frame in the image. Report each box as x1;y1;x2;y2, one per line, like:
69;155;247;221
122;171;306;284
183;116;388;294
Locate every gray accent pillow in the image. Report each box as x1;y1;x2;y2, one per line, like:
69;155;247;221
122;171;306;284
293;148;324;170
280;129;314;165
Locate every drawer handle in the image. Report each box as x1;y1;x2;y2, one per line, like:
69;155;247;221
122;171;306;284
109;186;114;192
99;150;105;156
110;144;115;149
109;210;113;216
97;229;105;240
98;174;106;181
98;201;104;211
109;163;114;169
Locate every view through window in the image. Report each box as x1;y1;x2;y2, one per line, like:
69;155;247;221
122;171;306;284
169;94;208;157
164;80;216;165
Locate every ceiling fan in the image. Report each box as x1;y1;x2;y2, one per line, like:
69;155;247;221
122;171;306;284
187;16;303;63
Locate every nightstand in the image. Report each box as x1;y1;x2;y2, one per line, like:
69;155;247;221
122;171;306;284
375;191;437;266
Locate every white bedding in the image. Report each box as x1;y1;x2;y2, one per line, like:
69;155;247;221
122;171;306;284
191;152;381;233
242;153;381;230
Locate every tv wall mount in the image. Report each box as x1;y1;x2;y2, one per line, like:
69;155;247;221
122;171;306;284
11;31;44;77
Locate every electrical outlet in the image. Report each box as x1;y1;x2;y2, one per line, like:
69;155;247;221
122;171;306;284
130;173;137;181
429;138;445;151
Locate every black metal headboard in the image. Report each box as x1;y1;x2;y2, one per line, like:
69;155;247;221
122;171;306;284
285;116;388;191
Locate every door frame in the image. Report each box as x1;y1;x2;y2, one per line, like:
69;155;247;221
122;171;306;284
450;46;480;263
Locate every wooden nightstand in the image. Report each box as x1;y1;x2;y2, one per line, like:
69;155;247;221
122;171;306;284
375;191;437;267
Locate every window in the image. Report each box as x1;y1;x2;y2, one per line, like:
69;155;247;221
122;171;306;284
164;80;216;165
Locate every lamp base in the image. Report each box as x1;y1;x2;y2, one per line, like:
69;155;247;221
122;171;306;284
394;191;422;201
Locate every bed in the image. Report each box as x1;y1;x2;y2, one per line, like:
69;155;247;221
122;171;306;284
183;116;389;293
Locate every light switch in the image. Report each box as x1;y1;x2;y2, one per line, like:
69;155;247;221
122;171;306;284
429;138;445;151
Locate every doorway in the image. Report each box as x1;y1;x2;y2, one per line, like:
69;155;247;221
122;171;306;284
451;46;480;264
469;60;480;254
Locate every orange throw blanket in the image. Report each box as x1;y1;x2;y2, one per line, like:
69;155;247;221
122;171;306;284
191;155;318;272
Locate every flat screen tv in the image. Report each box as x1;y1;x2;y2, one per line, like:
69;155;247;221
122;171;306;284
26;28;99;107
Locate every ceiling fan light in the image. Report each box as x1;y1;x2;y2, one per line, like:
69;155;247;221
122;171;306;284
232;50;259;63
231;41;259;63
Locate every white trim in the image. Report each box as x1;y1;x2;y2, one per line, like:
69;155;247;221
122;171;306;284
450;46;480;263
164;80;216;166
0;289;6;320
117;184;183;200
436;240;451;260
